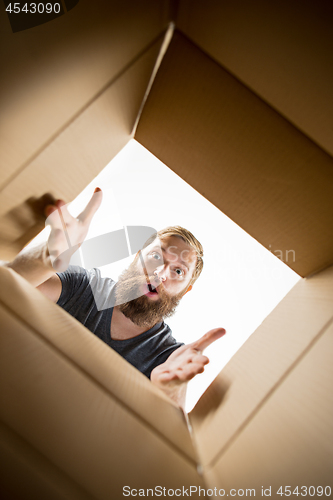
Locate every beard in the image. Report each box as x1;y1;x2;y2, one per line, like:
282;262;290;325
115;261;183;329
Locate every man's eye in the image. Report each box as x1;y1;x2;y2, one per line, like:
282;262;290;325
150;252;161;260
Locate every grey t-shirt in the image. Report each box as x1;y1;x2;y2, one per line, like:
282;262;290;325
56;266;183;378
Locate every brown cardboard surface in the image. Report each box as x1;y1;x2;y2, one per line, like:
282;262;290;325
135;32;333;277
203;321;333;494
0;308;203;497
0;267;204;497
189;265;333;468
0;33;166;260
1;3;333;494
0;422;95;500
176;0;333;156
0;266;197;464
0;0;171;182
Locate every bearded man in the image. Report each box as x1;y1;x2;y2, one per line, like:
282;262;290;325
6;188;225;410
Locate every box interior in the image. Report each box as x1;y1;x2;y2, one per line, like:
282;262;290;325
1;0;332;497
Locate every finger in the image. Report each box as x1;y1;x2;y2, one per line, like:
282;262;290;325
180;352;209;364
77;188;103;224
175;362;206;382
156;359;207;385
183;362;205;377
191;328;226;353
156;370;179;384
173;351;205;364
190;354;209;365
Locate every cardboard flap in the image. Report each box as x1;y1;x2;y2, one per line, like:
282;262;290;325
203;317;333;491
176;0;333;157
0;0;171;183
0;266;196;459
0;33;166;261
0;266;201;497
0;421;95;500
135;31;333;277
189;265;333;468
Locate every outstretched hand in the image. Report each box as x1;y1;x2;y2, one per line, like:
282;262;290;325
45;188;103;272
151;328;226;409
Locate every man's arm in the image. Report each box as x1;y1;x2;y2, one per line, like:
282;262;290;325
6;241;56;288
4;188;102;300
150;328;226;411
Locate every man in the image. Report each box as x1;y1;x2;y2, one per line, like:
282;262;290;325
6;188;226;410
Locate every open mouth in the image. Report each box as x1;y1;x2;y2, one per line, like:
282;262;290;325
142;282;160;299
147;283;158;295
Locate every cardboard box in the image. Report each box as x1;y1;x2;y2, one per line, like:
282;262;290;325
1;1;332;498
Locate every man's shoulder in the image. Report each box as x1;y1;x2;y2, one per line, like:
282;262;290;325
60;265;115;285
57;265;116;310
81;267;116;311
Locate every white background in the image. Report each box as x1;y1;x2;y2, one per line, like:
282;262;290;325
37;139;300;411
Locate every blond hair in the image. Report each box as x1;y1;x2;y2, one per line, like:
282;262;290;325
144;226;204;286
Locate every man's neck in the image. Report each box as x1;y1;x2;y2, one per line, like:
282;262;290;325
110;305;156;340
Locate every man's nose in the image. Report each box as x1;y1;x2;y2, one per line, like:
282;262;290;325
153;267;167;282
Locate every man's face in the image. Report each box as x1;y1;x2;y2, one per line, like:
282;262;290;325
140;235;197;298
115;235;197;328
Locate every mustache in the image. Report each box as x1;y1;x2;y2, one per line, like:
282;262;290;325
115;262;181;328
119;271;165;294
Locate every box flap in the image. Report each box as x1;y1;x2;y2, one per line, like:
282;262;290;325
0;266;197;463
0;32;166;260
176;0;333;156
189;265;333;468
0;421;94;500
203;318;333;491
0;266;203;496
0;0;171;182
135;32;333;277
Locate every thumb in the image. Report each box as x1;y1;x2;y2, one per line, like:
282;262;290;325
77;188;103;224
190;328;226;353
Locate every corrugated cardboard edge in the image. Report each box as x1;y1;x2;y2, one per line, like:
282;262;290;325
189;265;333;471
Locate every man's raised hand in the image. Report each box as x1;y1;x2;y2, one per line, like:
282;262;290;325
150;328;226;409
45;187;103;272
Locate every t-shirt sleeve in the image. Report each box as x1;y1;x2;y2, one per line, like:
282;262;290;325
56;265;90;308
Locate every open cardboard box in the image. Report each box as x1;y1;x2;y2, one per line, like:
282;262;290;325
1;1;332;498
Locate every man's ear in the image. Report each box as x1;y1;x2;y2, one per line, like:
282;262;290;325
184;284;193;294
